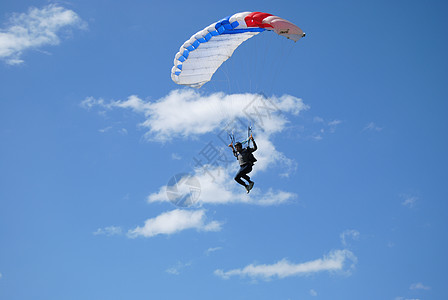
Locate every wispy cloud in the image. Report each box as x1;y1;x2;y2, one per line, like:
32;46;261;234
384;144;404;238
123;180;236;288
410;282;431;290
98;126;112;133
0;4;86;65
127;209;222;238
205;247;223;255
118;128;128;135
171;153;182;160
340;229;360;246
93;226;123;236
214;249;357;280
401;194;418;208
166;261;192;275
328;120;342;126
310;116;342;140
363;122;383;132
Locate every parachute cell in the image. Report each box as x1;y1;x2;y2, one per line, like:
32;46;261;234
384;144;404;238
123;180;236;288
171;12;305;88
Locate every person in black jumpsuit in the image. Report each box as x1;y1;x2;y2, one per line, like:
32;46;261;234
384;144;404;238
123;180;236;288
228;136;257;193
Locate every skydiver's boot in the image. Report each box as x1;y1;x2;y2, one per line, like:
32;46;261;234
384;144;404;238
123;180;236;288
245;185;250;193
248;181;254;191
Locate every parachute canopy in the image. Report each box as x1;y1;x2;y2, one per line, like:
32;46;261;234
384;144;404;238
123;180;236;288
171;12;305;88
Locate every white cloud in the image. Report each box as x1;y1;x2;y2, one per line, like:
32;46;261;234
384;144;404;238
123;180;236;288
313;116;324;123
410;282;431;290
312;134;323;141
98;126;112;133
0;4;86;65
363;122;383;132
147;165;296;207
127;209;222;238
309;289;318;296
328;119;342;133
166;261;192;275
328;120;342;126
118;128;128;135
205;247;223;255
80;96;107;110
171;153;182;160
214;249;357;280
81;90;308;142
340;229;360;246
93;226;123;236
402;197;417;208
401;194;418;208
310;117;342;137
82;90;304;207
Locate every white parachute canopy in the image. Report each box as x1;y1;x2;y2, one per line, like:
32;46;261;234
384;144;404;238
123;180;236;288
171;12;305;88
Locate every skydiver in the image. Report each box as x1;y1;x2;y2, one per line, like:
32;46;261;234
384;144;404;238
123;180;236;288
228;136;257;193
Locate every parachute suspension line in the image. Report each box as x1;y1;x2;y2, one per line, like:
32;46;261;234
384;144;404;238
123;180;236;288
235;124;253;147
247;124;253;148
248;31;262;94
228;130;236;146
266;36;296;96
247;32;275;94
227;123;253;148
259;32;273;92
222;62;232;94
247;33;257;94
221;62;239;126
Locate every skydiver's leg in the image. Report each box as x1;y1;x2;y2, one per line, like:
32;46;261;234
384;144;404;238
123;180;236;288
241;164;254;191
234;164;252;187
234;176;247;187
241;164;253;183
241;174;251;182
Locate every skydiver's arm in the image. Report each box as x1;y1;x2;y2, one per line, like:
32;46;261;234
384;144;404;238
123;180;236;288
251;137;257;152
228;143;238;157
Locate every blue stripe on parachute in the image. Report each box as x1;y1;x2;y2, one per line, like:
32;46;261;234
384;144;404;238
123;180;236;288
215;15;231;29
222;28;265;34
223;23;233;30
192;40;200;48
174;15;266;79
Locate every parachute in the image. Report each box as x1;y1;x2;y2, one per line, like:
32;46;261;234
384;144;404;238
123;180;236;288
171;12;305;88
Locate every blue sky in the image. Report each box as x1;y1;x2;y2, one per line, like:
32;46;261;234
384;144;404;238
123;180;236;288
0;1;447;299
